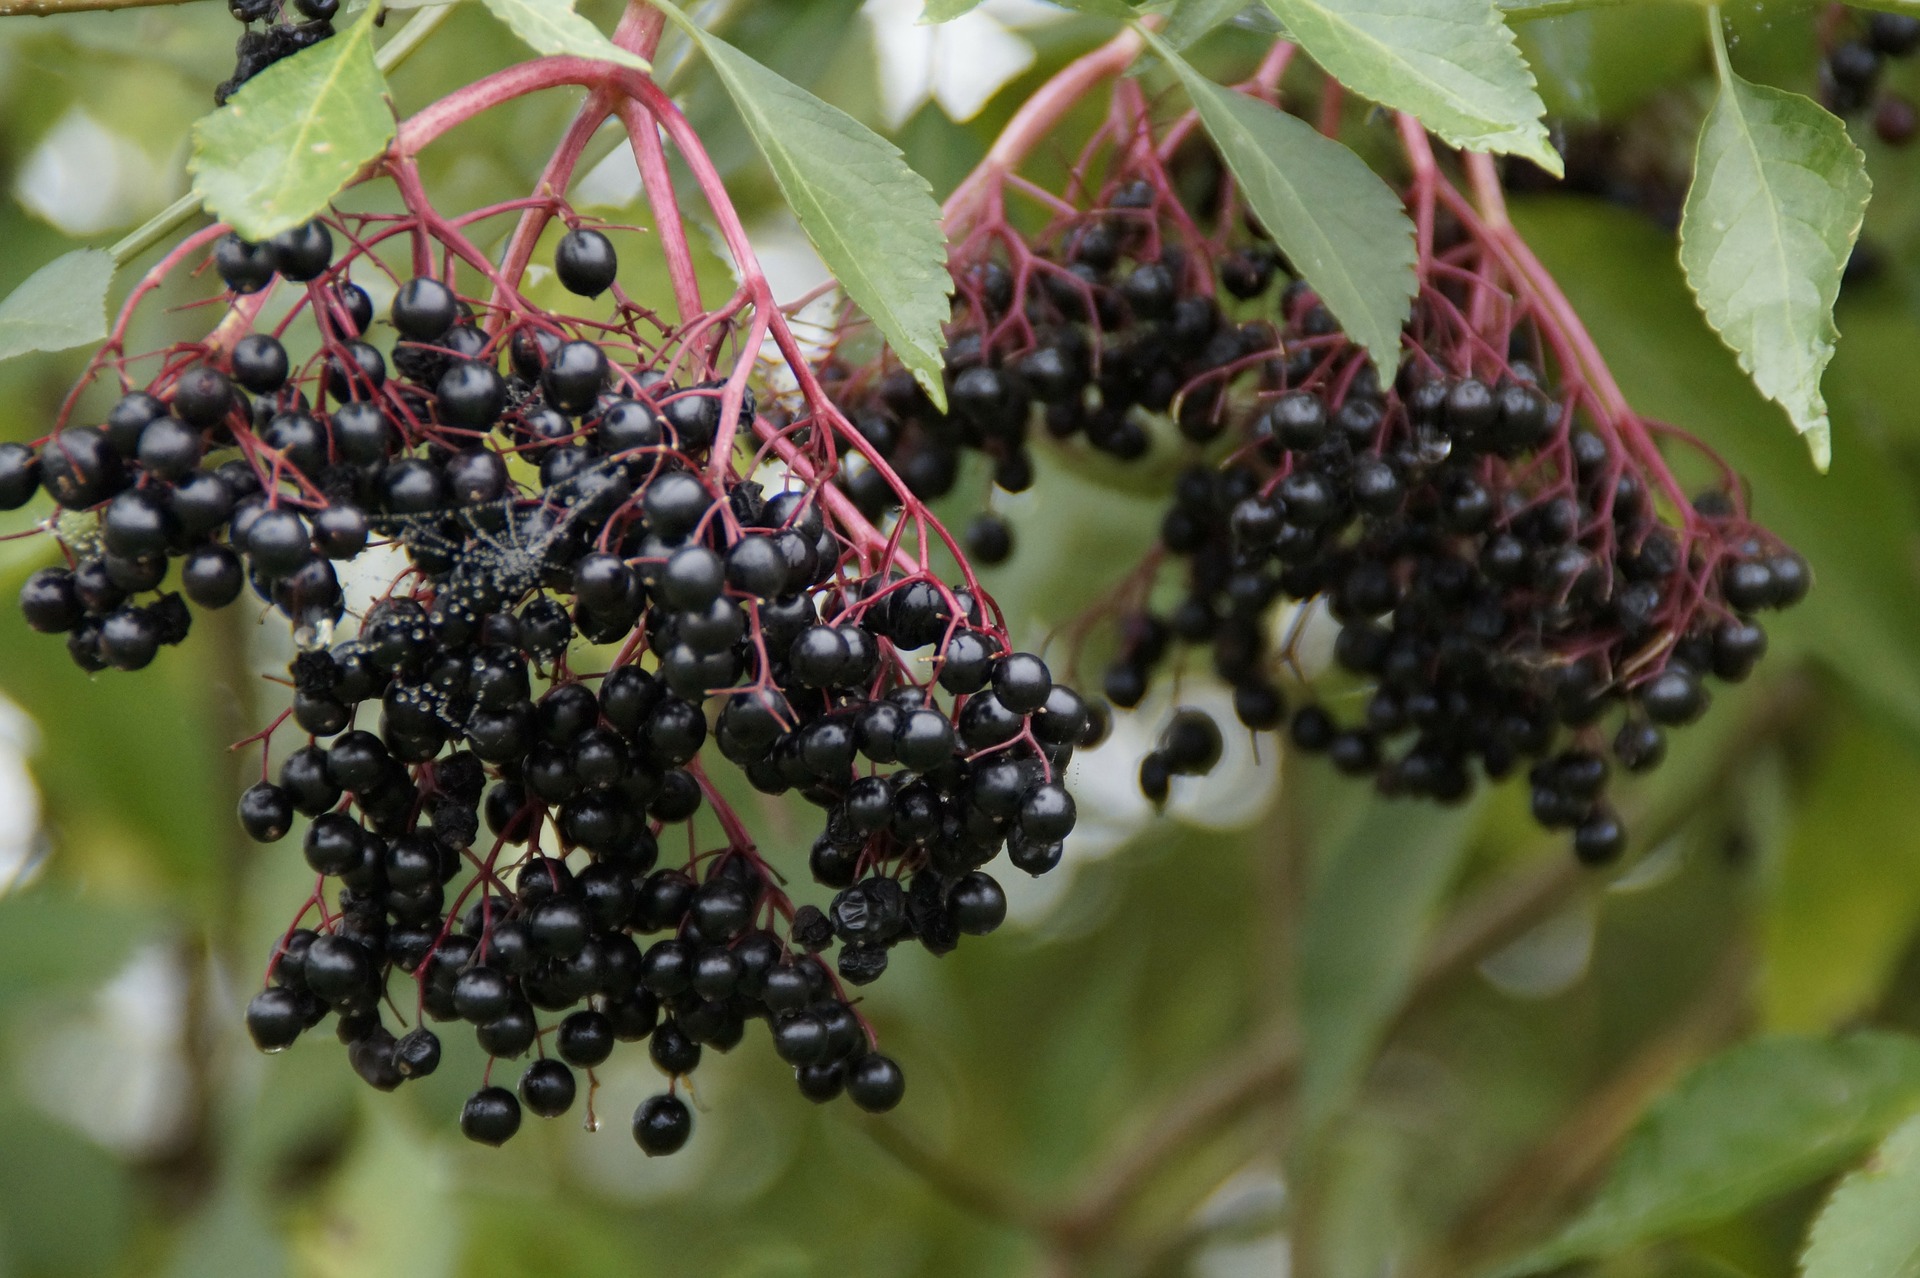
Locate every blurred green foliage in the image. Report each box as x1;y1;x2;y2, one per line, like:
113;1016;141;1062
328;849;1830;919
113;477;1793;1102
1;3;1920;1276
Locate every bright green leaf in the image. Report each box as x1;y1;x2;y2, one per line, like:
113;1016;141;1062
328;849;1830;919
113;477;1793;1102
1148;31;1416;381
1679;49;1868;473
189;9;393;242
660;8;952;410
1257;0;1562;173
1497;1033;1920;1276
476;0;648;71
0;248;113;363
1297;791;1480;1138
921;0;988;17
1801;1112;1920;1278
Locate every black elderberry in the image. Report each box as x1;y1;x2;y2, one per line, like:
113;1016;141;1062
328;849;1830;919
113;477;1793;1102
391;277;459;340
519;1059;577;1117
544;340;609;414
649;1019;702;1075
632;1093;690;1155
245;508;312;578
476;1005;538;1058
1640;664;1707;726
948;871;1007;934
992;652;1051;714
245;988;305;1051
1161;709;1224;774
98;608;162;671
39;428;124;509
231;333;290;394
394;1027;441;1079
237;782;294;843
438;362;508;430
555;228;619;297
19;569;81;634
461;1087;522;1146
1572;807;1627;865
845;1053;906;1113
214;234;275;294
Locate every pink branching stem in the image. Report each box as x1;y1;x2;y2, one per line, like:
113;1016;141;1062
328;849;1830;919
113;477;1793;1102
619;99;706;325
493;5;669;315
623;76;983;598
943;26;1147;226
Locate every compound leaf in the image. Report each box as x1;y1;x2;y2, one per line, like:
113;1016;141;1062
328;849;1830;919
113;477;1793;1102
1801;1112;1920;1278
1497;1033;1920;1276
476;0;649;70
190;9;392;242
1149;32;1415;381
666;12;952;409
1258;0;1561;173
1679;56;1869;473
0;249;113;363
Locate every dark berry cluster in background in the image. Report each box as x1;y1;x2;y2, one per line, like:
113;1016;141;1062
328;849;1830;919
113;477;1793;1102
1824;9;1920;146
217;0;338;106
5;209;1095;1153
817;106;1808;866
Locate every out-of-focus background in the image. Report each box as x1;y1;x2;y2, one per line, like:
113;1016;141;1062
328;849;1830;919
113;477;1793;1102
4;2;1920;1275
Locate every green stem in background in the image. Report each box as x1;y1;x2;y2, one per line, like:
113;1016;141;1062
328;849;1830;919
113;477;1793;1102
106;3;456;268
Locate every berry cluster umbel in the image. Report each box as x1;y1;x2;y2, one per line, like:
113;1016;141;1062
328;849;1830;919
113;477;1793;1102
815;90;1808;865
8;204;1093;1153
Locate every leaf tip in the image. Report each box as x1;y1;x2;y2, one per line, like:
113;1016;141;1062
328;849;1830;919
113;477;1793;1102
1805;421;1833;473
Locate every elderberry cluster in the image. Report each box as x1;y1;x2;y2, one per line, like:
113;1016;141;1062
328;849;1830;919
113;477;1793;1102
820;142;1808;864
1824;10;1920;146
217;0;337;106
8;210;1093;1153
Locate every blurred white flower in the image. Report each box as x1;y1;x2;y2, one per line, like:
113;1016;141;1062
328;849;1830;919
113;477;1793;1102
23;942;192;1157
862;0;1073;129
14;107;178;236
0;693;44;893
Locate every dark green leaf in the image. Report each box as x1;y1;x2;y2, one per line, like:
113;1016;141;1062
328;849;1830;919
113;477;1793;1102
1298;794;1480;1136
1800;1112;1920;1278
0;249;113;364
189;8;393;242
1148;32;1416;381
1679;45;1870;472
1257;0;1561;172
1497;1033;1920;1276
659;7;953;410
476;0;649;70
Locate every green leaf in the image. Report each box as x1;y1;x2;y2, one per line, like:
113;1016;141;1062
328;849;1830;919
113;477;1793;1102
1297;793;1480;1138
0;248;113;363
921;0;987;17
1256;0;1562;173
1678;47;1869;472
1497;1033;1920;1276
189;8;394;242
1801;1112;1920;1278
1147;32;1416;381
1762;714;1920;1033
1499;0;1644;20
475;0;648;70
659;8;952;411
1156;0;1252;46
